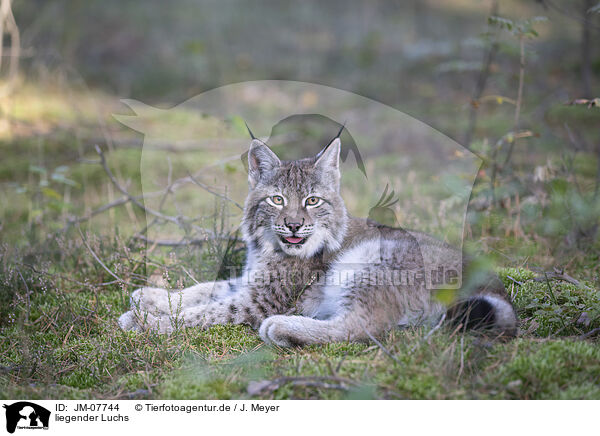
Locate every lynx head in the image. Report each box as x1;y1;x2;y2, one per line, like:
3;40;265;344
242;138;348;259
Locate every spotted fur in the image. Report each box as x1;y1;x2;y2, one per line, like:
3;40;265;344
119;139;517;345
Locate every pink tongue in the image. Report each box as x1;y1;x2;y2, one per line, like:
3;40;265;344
285;236;303;244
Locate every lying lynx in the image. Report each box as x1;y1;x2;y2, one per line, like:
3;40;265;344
119;138;517;346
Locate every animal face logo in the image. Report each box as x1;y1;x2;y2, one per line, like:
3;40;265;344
3;402;50;433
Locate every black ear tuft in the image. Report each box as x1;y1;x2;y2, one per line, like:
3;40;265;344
245;121;256;140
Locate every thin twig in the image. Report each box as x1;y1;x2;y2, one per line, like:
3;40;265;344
457;335;465;382
424;312;447;341
335;351;350;374
506;275;524;286
135;157;174;241
579;327;600;339
95;144;183;226
503;35;525;167
15;267;31;323
60;196;131;231
131;234;237;247
0;365;22;374
187;171;244;210
180;265;201;285
362;327;401;365
77;225;135;286
541;272;568;331
60;145;244;243
464;0;499;148
18;261;146;288
531;270;593;291
410;312;447;354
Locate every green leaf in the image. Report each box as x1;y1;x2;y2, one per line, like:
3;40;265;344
42;187;62;200
51;173;79;187
29;165;47;175
548;178;569;196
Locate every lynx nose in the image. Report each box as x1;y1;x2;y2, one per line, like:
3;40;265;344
285;218;304;233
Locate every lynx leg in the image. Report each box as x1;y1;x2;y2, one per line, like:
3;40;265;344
260;277;441;347
130;280;235;315
119;280;238;332
124;290;270;333
259;313;386;347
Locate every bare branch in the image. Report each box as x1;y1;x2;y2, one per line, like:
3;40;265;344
95;144;184;226
132;234;239;247
579;327;600;339
0;0;20;94
18;261;146;288
503;35;526;168
464;0;499;148
59;196;132;232
15;267;31;323
187;171;244;210
506;275;524;286
531;269;594;291
61;146;244;241
131;235;205;247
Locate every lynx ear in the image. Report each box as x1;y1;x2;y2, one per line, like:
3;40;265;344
314;138;341;183
248;139;281;188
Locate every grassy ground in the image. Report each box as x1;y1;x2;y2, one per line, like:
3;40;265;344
1;244;599;400
1;77;599;400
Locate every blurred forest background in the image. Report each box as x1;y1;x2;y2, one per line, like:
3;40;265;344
0;0;599;400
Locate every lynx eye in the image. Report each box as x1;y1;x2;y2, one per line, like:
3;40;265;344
305;196;321;207
270;195;284;205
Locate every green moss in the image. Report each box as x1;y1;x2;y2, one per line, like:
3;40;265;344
113;373;147;392
158;366;243;399
60;370;99;389
497;267;537;284
497;267;600;337
481;339;600;399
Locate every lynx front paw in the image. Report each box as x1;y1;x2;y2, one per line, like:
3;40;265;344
118;310;141;332
259;315;309;347
117;309;176;334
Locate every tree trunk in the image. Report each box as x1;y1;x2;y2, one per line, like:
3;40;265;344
582;0;593;97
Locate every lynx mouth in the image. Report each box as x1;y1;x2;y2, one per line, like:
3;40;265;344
281;236;306;245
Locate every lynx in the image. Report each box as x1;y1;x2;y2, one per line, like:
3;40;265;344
119;137;517;346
